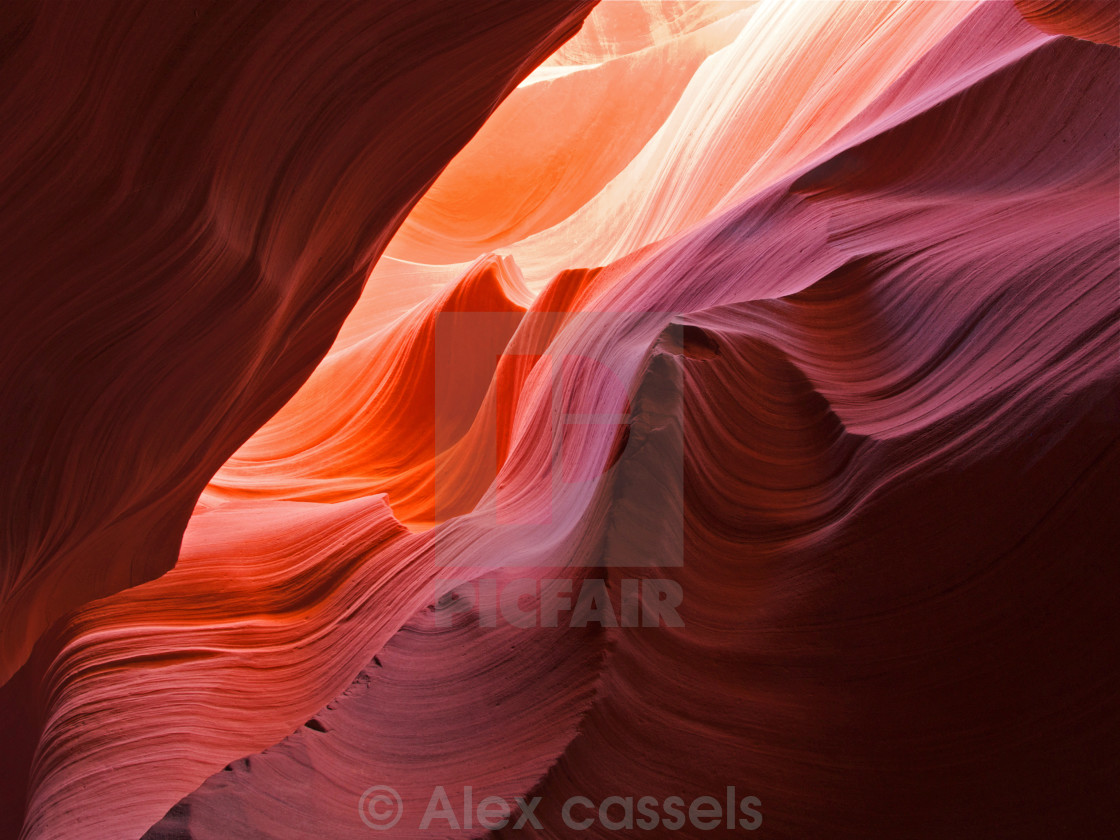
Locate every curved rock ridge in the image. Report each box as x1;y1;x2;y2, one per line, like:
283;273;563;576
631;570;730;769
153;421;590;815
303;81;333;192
1015;0;1120;44
392;0;995;285
144;573;610;840
0;0;597;687
385;3;752;264
4;1;1118;839
203;254;531;525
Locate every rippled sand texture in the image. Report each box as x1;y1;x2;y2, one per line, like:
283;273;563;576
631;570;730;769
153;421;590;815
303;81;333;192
1;2;1117;839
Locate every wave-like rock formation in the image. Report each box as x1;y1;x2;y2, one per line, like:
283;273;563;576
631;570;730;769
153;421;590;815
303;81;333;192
2;1;1117;839
0;0;596;686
